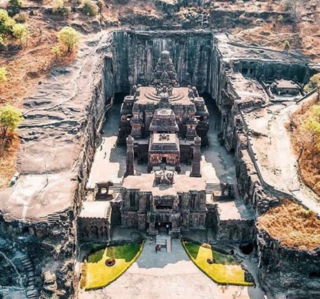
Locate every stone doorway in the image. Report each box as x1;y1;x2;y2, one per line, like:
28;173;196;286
156;221;172;234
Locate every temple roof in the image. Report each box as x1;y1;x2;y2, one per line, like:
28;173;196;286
149;109;179;132
122;173;206;196
274;79;300;89
134;86;194;105
149;133;179;152
79;201;111;219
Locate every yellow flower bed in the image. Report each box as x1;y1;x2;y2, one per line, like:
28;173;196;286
183;241;253;286
81;241;144;290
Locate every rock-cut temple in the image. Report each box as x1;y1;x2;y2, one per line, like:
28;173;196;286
119;51;210;236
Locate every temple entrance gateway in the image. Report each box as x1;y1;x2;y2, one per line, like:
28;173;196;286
156;221;172;234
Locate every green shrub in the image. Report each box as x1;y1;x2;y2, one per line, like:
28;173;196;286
282;0;296;11
12;23;28;44
82;0;99;16
304;73;320;92
9;0;22;8
58;26;79;53
284;40;290;50
0;105;22;148
52;0;70;15
51;45;62;59
0;9;16;34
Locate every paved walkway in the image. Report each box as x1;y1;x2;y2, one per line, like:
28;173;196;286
79;239;265;299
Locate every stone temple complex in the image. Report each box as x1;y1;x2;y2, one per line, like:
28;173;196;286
1;6;320;298
117;52;212;236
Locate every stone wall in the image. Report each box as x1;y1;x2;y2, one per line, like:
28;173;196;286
257;230;320;299
0;212;75;299
111;30;213;93
0;33;114;299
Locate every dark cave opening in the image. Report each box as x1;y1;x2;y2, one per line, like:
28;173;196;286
309;272;320;279
239;242;255;255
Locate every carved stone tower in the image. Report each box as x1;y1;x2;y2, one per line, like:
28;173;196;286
190;136;201;177
125;135;135;177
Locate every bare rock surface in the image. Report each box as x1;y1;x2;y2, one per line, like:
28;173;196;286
0;32;110;221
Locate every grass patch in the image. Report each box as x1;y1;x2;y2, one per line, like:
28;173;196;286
183;241;253;286
88;248;105;263
81;242;144;290
184;241;200;259
107;243;141;262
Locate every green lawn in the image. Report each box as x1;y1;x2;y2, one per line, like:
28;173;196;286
184;241;237;265
183;241;253;286
82;242;144;290
107;243;141;262
88;249;105;263
185;241;200;259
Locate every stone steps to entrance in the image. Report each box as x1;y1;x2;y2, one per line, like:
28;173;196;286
205;183;221;193
156;235;172;253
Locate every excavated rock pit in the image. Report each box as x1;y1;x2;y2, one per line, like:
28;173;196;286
0;29;319;299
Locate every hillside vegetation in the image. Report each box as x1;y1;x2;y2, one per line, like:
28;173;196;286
258;200;320;251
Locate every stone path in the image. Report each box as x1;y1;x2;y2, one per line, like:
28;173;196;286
79;239;265;299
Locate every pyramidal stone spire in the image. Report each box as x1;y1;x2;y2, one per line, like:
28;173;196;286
151;50;179;88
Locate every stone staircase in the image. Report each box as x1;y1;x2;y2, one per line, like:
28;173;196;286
205;183;221;194
109;183;122;194
48;213;60;225
156;235;172;252
20;256;38;299
156;235;167;247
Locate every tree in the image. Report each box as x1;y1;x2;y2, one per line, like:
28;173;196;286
12;23;28;45
9;0;22;8
0;67;7;85
58;26;79;54
52;0;69;15
304;73;320;93
0;9;16;34
82;0;99;16
304;105;320;149
0;105;22;156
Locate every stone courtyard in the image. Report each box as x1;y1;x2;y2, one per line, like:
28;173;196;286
79;239;265;299
87;95;236;189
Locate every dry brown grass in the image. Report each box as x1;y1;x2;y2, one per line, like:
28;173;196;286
257;200;320;251
0;133;19;189
289;98;320;196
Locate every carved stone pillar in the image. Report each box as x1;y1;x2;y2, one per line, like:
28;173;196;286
190;136;201;177
125;135;134;177
138;214;146;230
